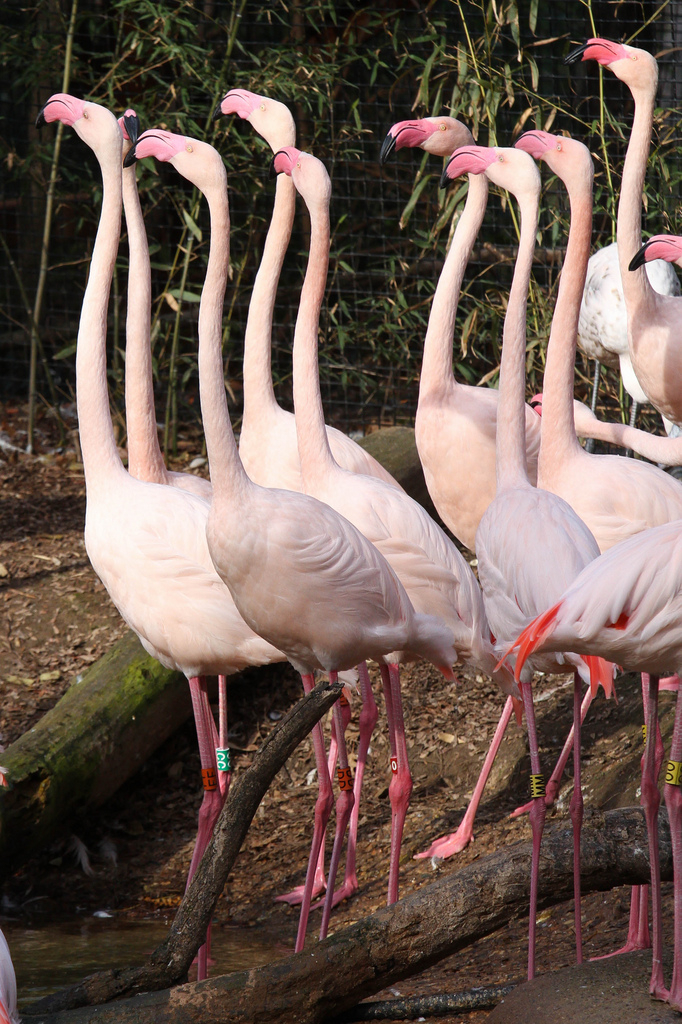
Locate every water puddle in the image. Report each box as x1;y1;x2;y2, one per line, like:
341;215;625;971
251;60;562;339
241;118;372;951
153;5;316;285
2;917;290;1008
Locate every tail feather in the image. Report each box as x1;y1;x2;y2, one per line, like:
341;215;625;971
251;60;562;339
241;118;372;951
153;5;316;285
496;602;562;681
583;655;615;699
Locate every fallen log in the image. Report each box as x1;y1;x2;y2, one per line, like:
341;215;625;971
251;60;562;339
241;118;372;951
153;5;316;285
0;632;190;880
23;806;672;1024
357;426;436;518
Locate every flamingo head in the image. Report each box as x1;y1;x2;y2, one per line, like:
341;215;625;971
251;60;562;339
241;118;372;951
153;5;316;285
271;147;331;204
125;129;226;193
379;116;472;163
565;38;657;90
529;393;543;416
515;130;593;189
630;235;682;271
216;88;295;151
443;144;540;197
118;108;141;164
36;94;120;152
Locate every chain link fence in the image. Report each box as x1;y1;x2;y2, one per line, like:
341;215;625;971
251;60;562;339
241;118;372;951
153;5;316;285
1;0;681;454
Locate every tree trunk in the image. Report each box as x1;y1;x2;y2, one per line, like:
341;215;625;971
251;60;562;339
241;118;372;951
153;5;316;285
23;806;670;1024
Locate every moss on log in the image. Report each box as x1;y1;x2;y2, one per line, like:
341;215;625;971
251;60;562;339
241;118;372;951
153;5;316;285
357;427;436;517
0;632;189;879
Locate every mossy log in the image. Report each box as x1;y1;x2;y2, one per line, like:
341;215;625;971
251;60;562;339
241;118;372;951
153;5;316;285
0;632;190;879
357;427;436;517
23;806;671;1024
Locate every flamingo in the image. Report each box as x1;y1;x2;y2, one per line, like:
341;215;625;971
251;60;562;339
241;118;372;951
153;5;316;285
0;929;17;1024
506;519;682;1009
270;145;515;920
36;94;289;981
567;38;682;428
577;242;679;429
380;115;541;551
126;126;460;954
434;142;613;977
216;88;401;492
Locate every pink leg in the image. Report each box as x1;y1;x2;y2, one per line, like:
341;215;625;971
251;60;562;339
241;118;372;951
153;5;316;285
294;673;334;954
277;683;350;907
570;671;584;964
521;678;546;981
415;696;515;860
663;683;682;1009
319;676;355;940
187;676;224;981
379;663;413;905
325;662;378;908
511;686;594;818
216;674;232;800
640;674;668;1001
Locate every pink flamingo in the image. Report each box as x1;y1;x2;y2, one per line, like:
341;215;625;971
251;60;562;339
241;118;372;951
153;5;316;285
271;145;515;922
380;115;541;552
567;38;682;428
216;89;392;908
216;89;401;492
435;142;612;977
507;519;682;1009
36;94;289;980
127;126;459;954
0;929;17;1024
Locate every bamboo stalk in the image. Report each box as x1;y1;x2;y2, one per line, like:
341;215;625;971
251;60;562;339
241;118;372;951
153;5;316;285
27;0;78;453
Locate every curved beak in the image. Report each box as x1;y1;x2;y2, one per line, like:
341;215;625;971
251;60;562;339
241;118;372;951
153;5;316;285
123;144;138;168
565;41;589;65
629;243;650;272
379;131;397;165
123;112;140;146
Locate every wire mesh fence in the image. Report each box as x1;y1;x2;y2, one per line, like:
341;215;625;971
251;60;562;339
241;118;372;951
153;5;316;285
1;0;681;455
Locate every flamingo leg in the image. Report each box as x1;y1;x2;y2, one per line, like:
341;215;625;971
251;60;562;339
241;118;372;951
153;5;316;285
584;359;600;453
639;673;668;1001
277;682;350;907
319;676;355;940
511;685;593;818
187;675;224;981
325;661;378;908
570;671;584;963
521;678;546;981
294;673;334;954
382;663;412;905
663;681;682;1010
216;674;232;800
416;696;515;860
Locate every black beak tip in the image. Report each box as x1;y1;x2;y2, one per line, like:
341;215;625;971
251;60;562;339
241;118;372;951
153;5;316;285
629;246;648;272
123;112;140;146
35;107;47;129
379;133;396;165
565;42;588;65
123;147;138;168
212;102;224;122
439;165;452;190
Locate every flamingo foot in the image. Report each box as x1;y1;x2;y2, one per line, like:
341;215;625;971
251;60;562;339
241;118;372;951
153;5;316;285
274;877;326;906
414;822;473;860
510;779;560;819
310;875;359;912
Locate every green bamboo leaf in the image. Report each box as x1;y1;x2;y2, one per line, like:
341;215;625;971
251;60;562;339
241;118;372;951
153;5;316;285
182;209;202;242
399;173;434;229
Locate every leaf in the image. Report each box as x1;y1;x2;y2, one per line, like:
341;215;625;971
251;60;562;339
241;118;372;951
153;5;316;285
169;288;202;303
399;173;434;230
52;343;77;360
182;208;202;241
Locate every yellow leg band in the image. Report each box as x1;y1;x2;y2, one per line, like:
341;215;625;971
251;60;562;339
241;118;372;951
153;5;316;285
666;760;682;787
530;773;546;799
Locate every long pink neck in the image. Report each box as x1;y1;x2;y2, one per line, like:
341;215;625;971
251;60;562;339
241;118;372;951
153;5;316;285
495;184;538;491
291;186;336;484
242;172;296;419
538;171;593;473
419;173;489;398
122;160;167;483
617;75;657;311
197;174;249;499
76;135;127;491
578;414;682;462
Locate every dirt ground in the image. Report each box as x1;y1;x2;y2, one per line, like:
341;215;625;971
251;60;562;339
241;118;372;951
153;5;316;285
0;402;679;1023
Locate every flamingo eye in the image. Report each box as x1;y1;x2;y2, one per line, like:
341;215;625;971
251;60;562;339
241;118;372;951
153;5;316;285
82;111;88;119
186;144;193;153
631;54;637;60
556;142;562;151
260;103;266;110
439;123;446;131
296;160;301;168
